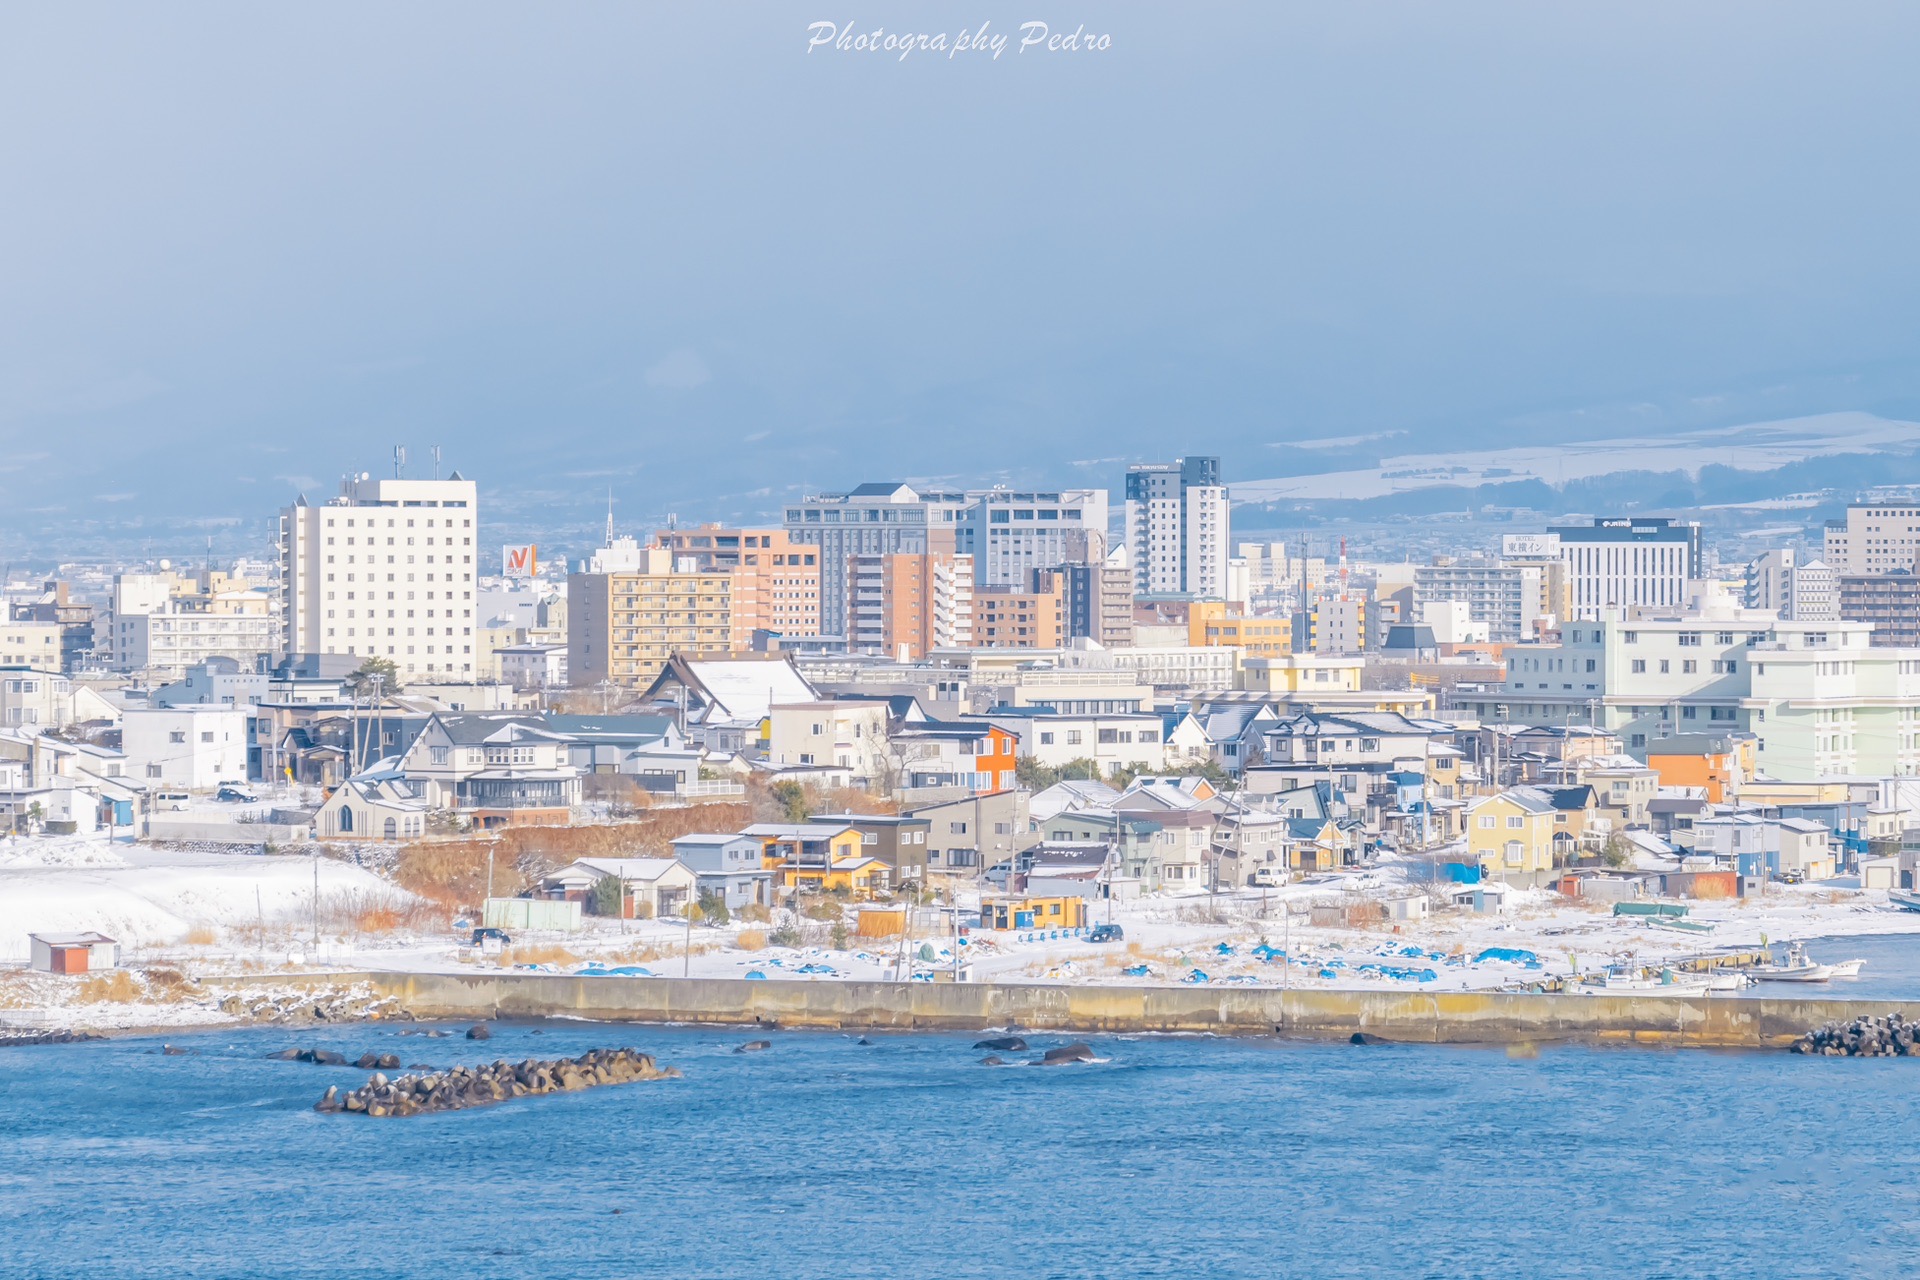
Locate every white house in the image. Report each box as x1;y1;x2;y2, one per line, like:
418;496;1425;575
984;710;1173;778
767;700;890;787
540;857;698;918
498;642;568;691
120;704;250;790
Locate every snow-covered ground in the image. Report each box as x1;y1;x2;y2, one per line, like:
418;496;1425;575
3;826;1918;1033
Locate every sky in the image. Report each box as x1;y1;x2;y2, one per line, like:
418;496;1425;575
4;2;1920;560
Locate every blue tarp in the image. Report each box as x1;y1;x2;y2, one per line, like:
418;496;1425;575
1251;944;1286;962
1122;964;1153;977
744;970;767;981
1474;947;1542;968
1184;969;1211;984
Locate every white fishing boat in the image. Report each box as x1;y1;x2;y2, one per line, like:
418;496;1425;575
1827;958;1866;979
1704;970;1751;992
1750;942;1833;984
1890;889;1920;913
1596;965;1712;995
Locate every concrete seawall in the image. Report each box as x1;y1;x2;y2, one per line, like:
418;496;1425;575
277;971;1920;1048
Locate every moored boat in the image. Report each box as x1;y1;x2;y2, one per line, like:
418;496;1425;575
1890;889;1920;913
1750;942;1833;983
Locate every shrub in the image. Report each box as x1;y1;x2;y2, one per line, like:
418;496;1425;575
829;920;849;951
696;891;731;928
589;876;625;918
735;929;768;951
738;903;772;924
803;901;841;922
632;900;655;921
769;923;802;948
183;924;217;947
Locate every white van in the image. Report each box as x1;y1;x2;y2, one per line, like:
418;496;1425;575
153;790;191;812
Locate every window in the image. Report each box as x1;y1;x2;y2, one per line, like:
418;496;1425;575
1039;731;1054;745
1678;632;1701;647
146;764;163;778
169;730;186;744
1622;631;1639;644
1478;815;1495;829
1681;660;1697;674
1631;659;1647;674
1507;815;1524;829
950;821;968;834
431;746;449;765
200;731;215;743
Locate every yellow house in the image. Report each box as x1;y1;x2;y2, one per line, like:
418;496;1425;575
742;822;865;870
1467;787;1558;881
779;856;891;898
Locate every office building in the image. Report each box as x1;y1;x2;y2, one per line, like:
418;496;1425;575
1412;557;1544;643
280;472;479;683
785;483;971;640
954;488;1109;589
1125;456;1230;599
1839;571;1920;647
1824;501;1920;575
1549;518;1701;620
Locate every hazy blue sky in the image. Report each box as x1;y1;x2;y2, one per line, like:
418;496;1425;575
4;2;1920;556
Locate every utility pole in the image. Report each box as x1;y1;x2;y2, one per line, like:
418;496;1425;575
684;901;693;977
311;849;320;952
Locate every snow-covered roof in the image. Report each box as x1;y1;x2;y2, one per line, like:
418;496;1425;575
569;857;689;882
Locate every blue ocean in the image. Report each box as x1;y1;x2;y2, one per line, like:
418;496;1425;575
2;1016;1915;1279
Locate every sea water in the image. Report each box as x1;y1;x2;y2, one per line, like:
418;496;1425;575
2;1019;1916;1279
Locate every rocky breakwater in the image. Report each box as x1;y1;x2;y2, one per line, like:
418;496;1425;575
216;983;407;1025
314;1048;679;1117
1792;1014;1918;1058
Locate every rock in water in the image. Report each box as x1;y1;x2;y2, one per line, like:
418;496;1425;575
734;1040;772;1054
973;1036;1029;1052
466;1024;492;1041
979;1055;1006;1066
1350;1033;1390;1046
1041;1043;1096;1065
317;1048;679;1117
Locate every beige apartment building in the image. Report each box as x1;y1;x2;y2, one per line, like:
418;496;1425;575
569;546;734;688
654;524;821;646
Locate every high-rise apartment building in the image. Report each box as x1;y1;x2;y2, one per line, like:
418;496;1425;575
654;524;821;646
280;473;480;683
1549;518;1701;620
846;552;973;659
784;483;970;640
1823;501;1920;575
9;581;94;673
568;545;733;688
1412;557;1545;643
1125;457;1229;599
1061;557;1135;647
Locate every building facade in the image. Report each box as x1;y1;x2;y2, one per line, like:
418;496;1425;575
847;552;974;659
1824;502;1920;575
280;473;480;683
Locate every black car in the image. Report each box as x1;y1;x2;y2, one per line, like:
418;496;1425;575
1087;924;1125;943
470;927;512;946
215;786;258;804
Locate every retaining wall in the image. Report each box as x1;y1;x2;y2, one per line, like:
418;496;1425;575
282;971;1920;1048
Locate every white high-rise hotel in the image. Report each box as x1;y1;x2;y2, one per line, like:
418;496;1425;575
280;472;479;682
1125;456;1229;599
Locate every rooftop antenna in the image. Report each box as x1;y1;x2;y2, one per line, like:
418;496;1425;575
431;445;442;480
606;488;616;546
393;445;407;479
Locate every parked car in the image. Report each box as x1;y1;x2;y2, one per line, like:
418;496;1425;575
215;786;258;804
469;927;512;947
1247;867;1286;888
1087;923;1125;943
153;790;191;811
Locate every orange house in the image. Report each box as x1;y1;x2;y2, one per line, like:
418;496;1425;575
1646;738;1755;804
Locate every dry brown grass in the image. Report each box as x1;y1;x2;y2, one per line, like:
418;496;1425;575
737;903;772;924
734;929;768;951
395;807;754;908
182;925;218;946
74;971;143;1003
497;944;582;968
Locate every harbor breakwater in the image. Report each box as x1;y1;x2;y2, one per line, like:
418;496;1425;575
219;971;1920;1048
